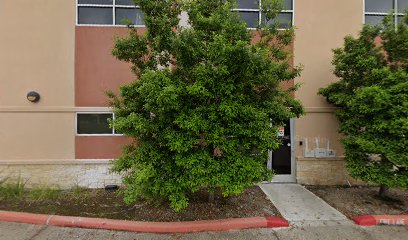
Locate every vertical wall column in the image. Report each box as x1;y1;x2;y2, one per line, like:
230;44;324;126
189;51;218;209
293;0;363;184
0;0;76;161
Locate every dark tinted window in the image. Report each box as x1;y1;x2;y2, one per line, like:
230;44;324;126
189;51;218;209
78;0;113;5
236;0;293;29
236;0;259;9
398;0;408;13
238;11;259;28
77;0;144;26
77;114;113;134
365;0;394;12
365;15;386;26
116;8;144;25
263;12;292;29
283;0;292;10
78;7;113;24
116;0;135;6
236;0;292;10
365;0;408;27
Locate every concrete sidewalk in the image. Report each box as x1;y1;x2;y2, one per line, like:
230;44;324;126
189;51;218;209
1;222;407;240
260;183;353;226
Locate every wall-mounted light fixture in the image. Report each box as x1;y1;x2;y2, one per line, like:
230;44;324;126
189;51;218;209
26;91;40;103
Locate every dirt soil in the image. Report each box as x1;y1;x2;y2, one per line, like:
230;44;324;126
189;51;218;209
0;186;280;222
306;186;408;218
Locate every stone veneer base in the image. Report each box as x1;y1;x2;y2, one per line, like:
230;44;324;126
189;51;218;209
0;160;121;189
296;157;364;185
0;157;363;189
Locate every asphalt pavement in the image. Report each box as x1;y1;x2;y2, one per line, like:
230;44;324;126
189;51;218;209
1;222;407;240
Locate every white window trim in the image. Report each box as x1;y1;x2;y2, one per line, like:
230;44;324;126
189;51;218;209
76;112;124;136
232;0;295;30
76;0;145;27
363;0;406;28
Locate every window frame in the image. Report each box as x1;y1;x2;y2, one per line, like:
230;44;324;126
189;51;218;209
232;0;295;30
76;0;145;27
76;112;124;136
364;0;407;28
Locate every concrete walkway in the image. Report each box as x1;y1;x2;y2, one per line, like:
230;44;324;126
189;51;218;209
260;183;353;226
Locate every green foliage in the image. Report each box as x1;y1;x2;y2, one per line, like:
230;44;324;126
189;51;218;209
70;186;91;201
0;176;26;200
0;175;60;201
28;187;60;201
110;0;303;211
319;14;408;189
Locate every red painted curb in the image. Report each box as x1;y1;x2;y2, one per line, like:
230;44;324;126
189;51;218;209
352;215;408;226
0;211;289;233
266;217;289;228
0;211;50;225
352;215;377;226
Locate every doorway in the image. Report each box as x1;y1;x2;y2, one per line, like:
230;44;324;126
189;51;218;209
268;119;296;182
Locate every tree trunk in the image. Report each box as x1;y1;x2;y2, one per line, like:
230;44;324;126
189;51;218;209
379;184;388;198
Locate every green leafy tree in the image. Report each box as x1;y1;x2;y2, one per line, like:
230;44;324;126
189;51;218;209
319;15;408;197
109;0;303;211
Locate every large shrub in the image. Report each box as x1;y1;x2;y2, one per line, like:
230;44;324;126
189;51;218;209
110;0;303;211
319;15;408;195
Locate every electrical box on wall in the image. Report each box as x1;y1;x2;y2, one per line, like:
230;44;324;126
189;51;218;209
324;139;336;158
314;148;327;158
303;138;315;158
326;149;336;158
314;138;326;158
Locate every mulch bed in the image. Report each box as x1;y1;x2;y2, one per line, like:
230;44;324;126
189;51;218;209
306;186;408;218
0;186;280;222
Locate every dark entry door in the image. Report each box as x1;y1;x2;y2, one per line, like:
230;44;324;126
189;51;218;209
271;120;292;175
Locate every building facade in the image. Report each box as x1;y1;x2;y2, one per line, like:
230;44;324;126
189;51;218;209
1;0;403;188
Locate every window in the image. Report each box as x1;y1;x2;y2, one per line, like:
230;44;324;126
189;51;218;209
233;0;294;29
365;0;407;27
77;0;144;26
76;113;121;135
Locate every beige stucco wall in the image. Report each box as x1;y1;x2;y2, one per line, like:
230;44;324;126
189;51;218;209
295;111;343;156
0;0;76;160
0;0;75;107
293;0;363;184
0;113;75;160
294;0;363;156
294;0;363;108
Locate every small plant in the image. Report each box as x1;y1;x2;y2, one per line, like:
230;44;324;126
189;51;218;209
0;172;8;186
0;176;27;200
28;187;60;201
69;186;91;200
